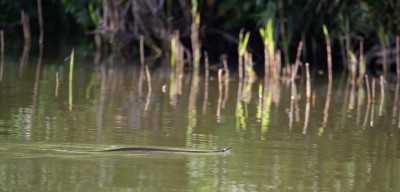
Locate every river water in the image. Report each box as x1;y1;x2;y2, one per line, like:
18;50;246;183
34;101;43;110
0;50;400;192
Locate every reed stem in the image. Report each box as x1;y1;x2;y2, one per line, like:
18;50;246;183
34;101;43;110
0;30;3;81
292;41;304;82
303;63;311;134
202;52;209;113
55;72;59;97
396;36;400;79
305;63;311;100
358;39;366;84
20;11;31;45
68;49;75;111
144;65;152;111
37;0;44;46
323;25;332;82
378;76;385;116
140;35;144;66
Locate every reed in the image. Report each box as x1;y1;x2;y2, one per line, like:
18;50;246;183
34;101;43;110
305;63;311;100
392;83;399;124
19;43;31;77
245;52;256;82
363;75;371;128
55;72;59;97
370;78;376;127
138;65;144;97
291;41;304;82
202;52;209;113
140;35;145;66
37;0;44;46
358;39;366;84
320;76;332;134
323;25;333;82
348;82;356;110
242;53;256;103
191;0;201;72
222;54;229;79
378;27;388;78
188;70;200;130
365;75;371;104
222;55;230;107
378;76;385;116
356;85;365;125
20;11;31;45
261;83;272;134
397;36;400;79
238;30;250;80
144;65;152;111
170;33;178;67
0;30;3;58
257;84;263;121
68;49;75;111
289;80;298;129
0;30;3;81
217;69;223;121
260;18;276;80
302;63;311;134
347;49;357;84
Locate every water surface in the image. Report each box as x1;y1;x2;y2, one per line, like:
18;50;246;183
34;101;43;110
0;51;400;192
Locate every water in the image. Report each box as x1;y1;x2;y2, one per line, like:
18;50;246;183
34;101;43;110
0;50;400;192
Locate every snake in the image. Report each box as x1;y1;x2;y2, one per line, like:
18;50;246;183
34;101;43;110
100;146;232;154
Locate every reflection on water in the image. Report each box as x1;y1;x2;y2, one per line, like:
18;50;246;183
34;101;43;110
0;51;400;192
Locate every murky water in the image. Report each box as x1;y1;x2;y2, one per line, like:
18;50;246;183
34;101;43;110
1;51;400;192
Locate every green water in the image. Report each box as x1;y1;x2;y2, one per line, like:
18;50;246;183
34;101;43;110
0;52;400;192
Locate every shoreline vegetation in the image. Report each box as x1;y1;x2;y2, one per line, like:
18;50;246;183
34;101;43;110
1;1;400;86
0;2;399;71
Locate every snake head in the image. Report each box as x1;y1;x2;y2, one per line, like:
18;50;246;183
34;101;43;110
222;147;232;152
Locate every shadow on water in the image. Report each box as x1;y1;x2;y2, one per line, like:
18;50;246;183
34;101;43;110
0;47;400;191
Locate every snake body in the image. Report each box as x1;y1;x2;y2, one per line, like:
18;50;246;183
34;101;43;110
101;146;231;154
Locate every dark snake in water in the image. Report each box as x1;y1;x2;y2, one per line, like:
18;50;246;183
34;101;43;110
100;146;232;154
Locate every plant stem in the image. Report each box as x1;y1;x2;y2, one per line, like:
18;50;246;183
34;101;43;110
69;50;75;111
37;0;44;46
